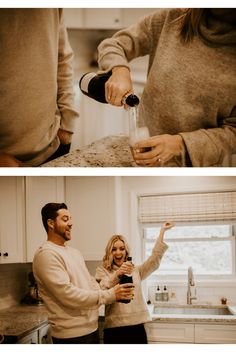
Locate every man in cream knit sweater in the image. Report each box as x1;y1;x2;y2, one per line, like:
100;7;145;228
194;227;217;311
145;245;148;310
0;9;79;166
33;203;134;344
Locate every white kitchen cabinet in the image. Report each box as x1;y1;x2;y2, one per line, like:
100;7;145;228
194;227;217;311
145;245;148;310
195;324;236;344
0;177;25;263
64;8;121;29
64;8;157;29
122;8;157;27
84;9;122;29
65;177;118;260
145;322;195;343
145;321;236;344
63;8;84;28
17;323;50;344
76;94;129;147
25;177;65;262
38;323;51;344
17;329;38;344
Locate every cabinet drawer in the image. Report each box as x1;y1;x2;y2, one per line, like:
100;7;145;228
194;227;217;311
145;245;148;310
38;324;51;344
17;330;38;344
145;322;194;343
195;324;236;344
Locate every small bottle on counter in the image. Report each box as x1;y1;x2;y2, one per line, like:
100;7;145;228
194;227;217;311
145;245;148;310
119;256;133;304
155;285;163;302
162;285;169;301
79;71;139;107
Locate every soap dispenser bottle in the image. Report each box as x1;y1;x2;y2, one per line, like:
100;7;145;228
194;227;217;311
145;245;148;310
162;285;169;301
155;285;163;302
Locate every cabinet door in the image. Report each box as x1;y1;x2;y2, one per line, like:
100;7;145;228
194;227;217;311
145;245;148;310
17;330;38;344
0;177;25;263
195;324;236;344
122;8;157;27
84;9;122;29
145;322;195;343
65;177;117;260
78;95;128;148
38;323;51;344
63;8;84;28
25;177;65;262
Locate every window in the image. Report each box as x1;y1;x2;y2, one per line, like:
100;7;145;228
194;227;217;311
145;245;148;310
143;223;235;276
139;191;236;278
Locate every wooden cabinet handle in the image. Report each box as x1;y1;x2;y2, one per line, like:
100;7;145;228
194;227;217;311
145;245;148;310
3;252;8;257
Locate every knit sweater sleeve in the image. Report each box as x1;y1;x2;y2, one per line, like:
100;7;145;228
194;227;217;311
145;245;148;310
97;9;168;72
33;249;116;310
138;240;168;281
56;9;79;133
180;107;236;166
95;266;120;289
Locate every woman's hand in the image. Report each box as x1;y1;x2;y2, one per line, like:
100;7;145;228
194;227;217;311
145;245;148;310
114;283;134;302
0;152;26;167
116;262;134;278
132;134;185;166
105;66;133;106
158;221;175;243
162;221;175;230
57;128;73;145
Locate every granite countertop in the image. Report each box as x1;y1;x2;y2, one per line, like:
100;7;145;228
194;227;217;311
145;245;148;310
42;135;136;167
0;305;48;342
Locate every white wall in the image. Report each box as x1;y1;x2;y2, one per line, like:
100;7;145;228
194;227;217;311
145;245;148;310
65;176;121;259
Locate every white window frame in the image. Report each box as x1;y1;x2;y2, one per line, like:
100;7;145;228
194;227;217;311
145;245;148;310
136;189;236;285
141;222;236;282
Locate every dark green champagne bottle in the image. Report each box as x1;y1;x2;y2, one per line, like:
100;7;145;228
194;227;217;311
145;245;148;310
119;256;133;304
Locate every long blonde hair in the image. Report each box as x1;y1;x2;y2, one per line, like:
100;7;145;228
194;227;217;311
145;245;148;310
102;235;130;271
176;9;208;43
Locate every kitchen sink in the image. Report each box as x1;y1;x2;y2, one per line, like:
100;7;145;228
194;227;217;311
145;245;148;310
153;306;234;316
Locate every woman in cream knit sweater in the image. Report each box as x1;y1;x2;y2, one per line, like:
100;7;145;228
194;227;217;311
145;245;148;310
95;221;174;344
98;8;236;167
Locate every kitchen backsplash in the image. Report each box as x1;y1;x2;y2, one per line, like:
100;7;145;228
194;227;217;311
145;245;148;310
1;262;235;310
0;263;32;310
148;282;236;306
0;261;101;311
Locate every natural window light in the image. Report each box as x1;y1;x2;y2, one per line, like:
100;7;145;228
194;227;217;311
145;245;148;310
143;224;235;277
138;191;236;279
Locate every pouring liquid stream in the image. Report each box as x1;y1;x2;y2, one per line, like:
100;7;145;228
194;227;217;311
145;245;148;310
128;106;151;152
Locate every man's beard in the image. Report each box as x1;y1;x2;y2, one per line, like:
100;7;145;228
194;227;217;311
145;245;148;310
54;226;71;241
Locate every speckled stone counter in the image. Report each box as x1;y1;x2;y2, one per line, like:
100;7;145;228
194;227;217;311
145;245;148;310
0;305;48;343
41;135;136;167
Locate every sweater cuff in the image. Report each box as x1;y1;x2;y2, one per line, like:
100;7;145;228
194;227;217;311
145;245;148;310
179;130;222;167
99;288;116;305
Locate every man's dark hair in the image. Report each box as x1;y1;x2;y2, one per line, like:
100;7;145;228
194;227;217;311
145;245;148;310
41;202;68;232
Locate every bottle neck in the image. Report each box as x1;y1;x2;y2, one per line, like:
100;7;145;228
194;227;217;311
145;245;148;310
123;94;139;107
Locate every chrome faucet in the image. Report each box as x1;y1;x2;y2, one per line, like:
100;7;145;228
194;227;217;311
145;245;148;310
187;266;197;305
